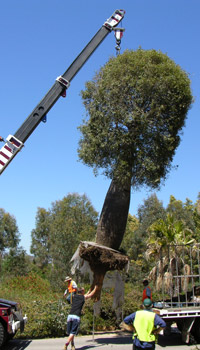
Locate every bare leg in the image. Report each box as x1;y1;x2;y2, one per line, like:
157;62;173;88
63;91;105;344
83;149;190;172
64;334;75;349
71;337;75;350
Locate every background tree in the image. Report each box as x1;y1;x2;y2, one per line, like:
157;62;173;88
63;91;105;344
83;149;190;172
2;247;29;276
166;195;196;233
0;208;20;272
193;194;200;240
30;193;98;289
133;194;166;259
147;213;195;253
78;49;193;296
120;213;139;257
30;208;51;272
146;213;195;294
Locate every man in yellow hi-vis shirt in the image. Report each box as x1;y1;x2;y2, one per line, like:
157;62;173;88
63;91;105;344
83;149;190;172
123;298;166;350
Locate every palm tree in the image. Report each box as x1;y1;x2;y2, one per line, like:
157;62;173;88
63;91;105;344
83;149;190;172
146;213;195;296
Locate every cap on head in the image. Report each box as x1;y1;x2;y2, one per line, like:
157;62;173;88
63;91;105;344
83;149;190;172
65;276;72;282
143;298;152;308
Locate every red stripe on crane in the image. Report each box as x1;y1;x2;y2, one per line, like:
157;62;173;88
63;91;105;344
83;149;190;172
4;145;12;152
0;151;10;160
0;160;5;166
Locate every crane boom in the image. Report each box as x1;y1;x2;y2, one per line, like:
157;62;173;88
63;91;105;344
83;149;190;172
0;9;125;175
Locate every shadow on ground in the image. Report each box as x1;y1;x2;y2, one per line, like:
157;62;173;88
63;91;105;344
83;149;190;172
76;331;132;349
2;339;32;350
94;333;131;345
158;333;185;347
81;329;198;349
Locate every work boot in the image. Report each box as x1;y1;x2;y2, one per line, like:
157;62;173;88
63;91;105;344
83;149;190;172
71;346;75;350
63;344;68;350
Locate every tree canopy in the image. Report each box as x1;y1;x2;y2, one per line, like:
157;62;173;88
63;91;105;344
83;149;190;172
30;208;51;269
30;193;98;288
78;49;193;189
0;208;19;254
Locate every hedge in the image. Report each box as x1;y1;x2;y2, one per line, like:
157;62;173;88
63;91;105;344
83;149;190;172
0;273;142;339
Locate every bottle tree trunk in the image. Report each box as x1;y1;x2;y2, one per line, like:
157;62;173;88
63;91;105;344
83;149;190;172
96;178;131;250
77;178;131;300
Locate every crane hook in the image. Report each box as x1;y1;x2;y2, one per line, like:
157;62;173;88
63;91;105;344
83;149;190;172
114;27;125;55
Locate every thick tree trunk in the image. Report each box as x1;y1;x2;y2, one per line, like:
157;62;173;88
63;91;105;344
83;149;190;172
96;179;131;250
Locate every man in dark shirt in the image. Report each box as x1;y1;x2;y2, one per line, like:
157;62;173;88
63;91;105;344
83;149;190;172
63;286;97;350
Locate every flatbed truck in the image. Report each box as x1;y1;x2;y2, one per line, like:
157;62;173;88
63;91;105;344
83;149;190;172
152;244;200;343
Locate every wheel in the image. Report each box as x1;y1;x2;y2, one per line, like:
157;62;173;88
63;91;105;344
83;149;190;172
0;322;7;347
191;318;200;341
6;333;15;341
176;319;184;332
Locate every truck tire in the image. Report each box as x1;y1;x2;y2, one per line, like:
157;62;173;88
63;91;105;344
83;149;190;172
191;318;200;341
0;322;7;347
176;319;184;332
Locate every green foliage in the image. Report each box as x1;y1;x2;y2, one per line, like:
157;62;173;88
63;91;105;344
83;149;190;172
21;299;69;338
49;193;98;289
1;272;52;301
0;273;142;339
145;195;199;259
122;193;200;283
2;192;200;338
149;213;194;245
30;208;51;270
120;214;139;256
2;247;29;276
193;195;200;239
125;194;166;260
0;208;22;274
78;49;193;188
167;195;196;233
0;208;20;253
30;193;98;290
0;273;69;338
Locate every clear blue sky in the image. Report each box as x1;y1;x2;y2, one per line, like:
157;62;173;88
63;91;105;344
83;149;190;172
0;0;200;254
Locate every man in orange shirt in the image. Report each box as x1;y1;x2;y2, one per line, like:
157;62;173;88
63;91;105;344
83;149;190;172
64;276;77;304
142;279;152;302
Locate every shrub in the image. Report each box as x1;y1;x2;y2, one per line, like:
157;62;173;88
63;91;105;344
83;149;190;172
0;273;143;338
21;299;70;338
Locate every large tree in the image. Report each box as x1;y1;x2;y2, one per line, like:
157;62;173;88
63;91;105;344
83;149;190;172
77;49;193;295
